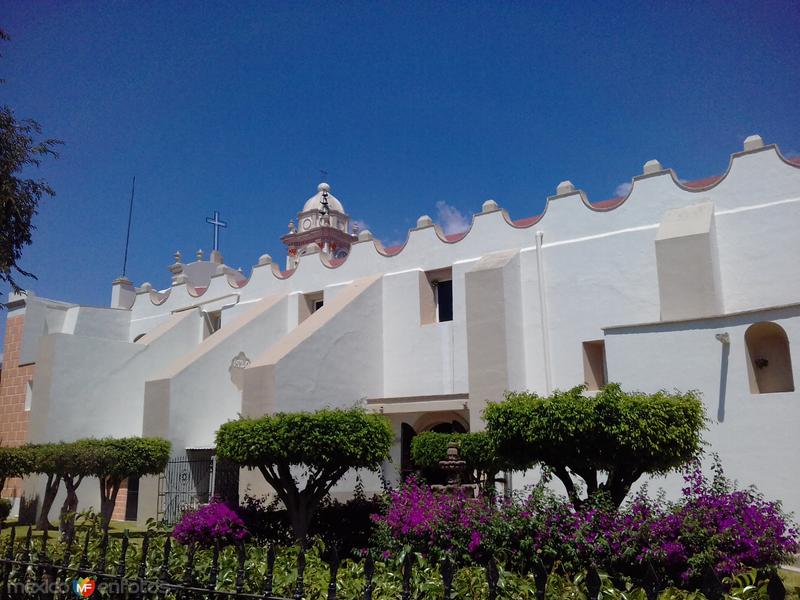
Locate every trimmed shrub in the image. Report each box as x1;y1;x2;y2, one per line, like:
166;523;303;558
0;445;33;492
82;437;171;530
410;431;505;495
217;408;392;543
485;383;706;507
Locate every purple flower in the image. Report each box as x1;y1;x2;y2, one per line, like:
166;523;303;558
172;500;249;547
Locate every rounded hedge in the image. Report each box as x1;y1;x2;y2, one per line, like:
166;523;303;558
216;408;393;471
410;431;503;474
0;445;33;482
81;437;172;480
485;383;705;475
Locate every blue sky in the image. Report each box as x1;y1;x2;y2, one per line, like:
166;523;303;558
2;1;799;343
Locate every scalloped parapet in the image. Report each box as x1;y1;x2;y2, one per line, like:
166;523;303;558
121;136;799;314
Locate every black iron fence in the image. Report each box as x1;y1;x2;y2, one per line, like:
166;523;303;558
0;524;790;599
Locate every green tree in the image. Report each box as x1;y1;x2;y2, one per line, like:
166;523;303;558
485;383;706;508
0;29;62;294
83;437;171;530
0;444;33;494
410;431;506;496
29;442;64;531
216;408;393;544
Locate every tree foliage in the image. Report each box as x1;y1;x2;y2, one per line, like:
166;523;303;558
216;407;393;543
410;431;505;495
0;444;33;492
485;383;706;508
0;29;62;293
82;437;171;530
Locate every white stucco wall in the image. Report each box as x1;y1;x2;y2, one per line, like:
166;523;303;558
605;306;800;516
142;294;290;452
10;141;800;516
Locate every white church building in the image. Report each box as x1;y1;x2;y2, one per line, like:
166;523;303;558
1;134;799;524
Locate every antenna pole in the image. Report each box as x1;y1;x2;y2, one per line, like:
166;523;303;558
122;176;135;278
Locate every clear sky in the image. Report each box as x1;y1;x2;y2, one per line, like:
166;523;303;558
2;1;799;344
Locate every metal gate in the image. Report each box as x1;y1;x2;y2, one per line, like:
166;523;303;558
157;453;239;524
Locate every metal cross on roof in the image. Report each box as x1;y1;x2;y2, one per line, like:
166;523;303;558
205;210;227;251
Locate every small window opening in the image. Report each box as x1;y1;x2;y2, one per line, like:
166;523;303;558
745;322;794;393
422;268;453;324
583;340;607;391
204;310;222;337
300;291;324;323
24;380;33;412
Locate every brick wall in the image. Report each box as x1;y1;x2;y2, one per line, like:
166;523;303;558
111;479;129;521
0;315;34;498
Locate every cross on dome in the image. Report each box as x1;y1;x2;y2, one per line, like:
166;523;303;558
302;182;345;213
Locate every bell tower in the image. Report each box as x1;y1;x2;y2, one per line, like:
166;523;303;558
281;182;358;269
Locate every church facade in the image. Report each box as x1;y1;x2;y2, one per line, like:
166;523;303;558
1;135;799;523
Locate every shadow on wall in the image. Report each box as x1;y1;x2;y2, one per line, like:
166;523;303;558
716;334;730;422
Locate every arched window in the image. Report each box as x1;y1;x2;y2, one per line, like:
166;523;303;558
745;322;794;394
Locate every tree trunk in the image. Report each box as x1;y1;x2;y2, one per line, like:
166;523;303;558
285;494;316;546
99;478;121;532
36;474;61;531
60;475;82;538
553;465;584;509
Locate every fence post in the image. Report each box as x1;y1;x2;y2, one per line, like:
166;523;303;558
486;558;499;600
293;543;307;600
95;530;110;589
440;557;454;600
586;566;601;600
0;525;15;600
208;541;220;599
116;531;129;590
400;552;413;600
532;558;547;600
135;532;150;600
235;541;247;595
326;545;339;600
156;535;172;600
261;545;275;598
178;542;196;600
767;572;786;600
53;527;75;600
700;566;724;600
362;552;375;600
36;527;49;586
643;562;660;600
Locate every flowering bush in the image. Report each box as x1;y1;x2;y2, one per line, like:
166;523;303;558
371;477;492;563
372;464;799;589
641;464;799;586
172;500;249;547
480;483;579;570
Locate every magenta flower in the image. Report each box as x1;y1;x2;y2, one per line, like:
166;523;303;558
172;500;249;547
